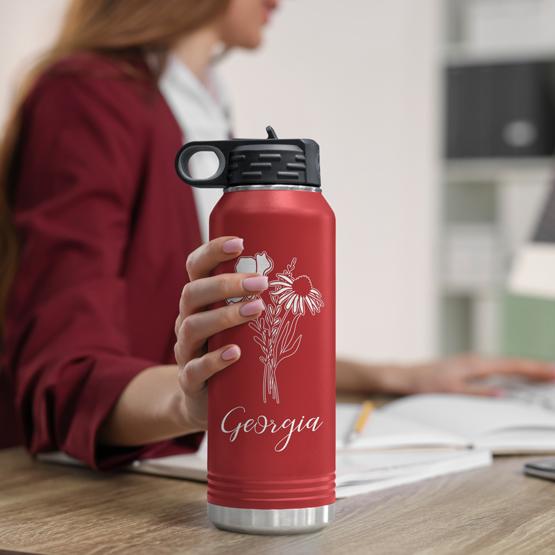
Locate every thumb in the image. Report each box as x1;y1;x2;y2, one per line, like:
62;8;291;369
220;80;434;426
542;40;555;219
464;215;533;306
457;384;506;398
470;358;555;382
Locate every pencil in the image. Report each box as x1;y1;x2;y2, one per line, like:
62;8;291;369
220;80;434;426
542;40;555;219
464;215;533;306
347;400;375;445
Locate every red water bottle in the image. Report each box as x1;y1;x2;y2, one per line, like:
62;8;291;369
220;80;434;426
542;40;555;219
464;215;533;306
176;127;335;534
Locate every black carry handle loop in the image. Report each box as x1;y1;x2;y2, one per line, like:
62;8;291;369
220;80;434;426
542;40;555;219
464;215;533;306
175;126;321;188
175;128;279;188
175;142;230;188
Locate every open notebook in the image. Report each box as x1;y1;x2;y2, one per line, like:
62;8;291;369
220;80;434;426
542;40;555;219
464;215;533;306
130;436;490;499
337;394;555;454
39;394;505;498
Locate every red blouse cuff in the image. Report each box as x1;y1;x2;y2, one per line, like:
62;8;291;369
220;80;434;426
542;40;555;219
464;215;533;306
59;354;175;470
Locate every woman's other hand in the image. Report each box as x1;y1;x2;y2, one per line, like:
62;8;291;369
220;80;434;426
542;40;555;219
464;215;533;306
404;355;555;396
337;355;555;397
174;236;268;430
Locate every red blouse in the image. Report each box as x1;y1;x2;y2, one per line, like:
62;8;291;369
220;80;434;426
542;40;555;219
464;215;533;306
1;54;204;468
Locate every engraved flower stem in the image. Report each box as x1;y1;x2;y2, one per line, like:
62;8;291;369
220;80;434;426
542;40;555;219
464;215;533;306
267;305;293;402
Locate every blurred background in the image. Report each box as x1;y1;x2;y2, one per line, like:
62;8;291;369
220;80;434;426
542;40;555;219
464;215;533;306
1;0;553;365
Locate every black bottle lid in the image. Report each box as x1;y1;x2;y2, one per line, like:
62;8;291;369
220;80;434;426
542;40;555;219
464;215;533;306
175;126;321;188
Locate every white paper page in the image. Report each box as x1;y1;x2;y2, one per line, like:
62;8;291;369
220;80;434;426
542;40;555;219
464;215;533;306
382;394;555;442
336;449;492;498
336;449;481;484
132;434;208;481
473;428;555;454
135;438;492;498
336;403;467;450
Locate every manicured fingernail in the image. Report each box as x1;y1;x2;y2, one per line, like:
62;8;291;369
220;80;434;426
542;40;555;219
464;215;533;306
240;298;265;317
243;275;268;292
221;345;241;361
222;238;244;254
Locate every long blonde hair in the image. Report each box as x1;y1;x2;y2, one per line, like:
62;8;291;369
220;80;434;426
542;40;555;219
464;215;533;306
0;0;230;339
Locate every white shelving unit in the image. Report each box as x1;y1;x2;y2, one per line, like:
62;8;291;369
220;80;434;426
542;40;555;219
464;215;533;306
440;0;555;355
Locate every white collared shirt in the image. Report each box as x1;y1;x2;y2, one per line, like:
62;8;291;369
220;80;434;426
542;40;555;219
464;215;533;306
159;54;232;241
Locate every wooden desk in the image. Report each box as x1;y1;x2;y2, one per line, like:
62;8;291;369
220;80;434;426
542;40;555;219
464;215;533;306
1;448;554;555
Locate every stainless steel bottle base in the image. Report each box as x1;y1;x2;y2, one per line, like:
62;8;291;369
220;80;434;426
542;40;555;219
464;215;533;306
207;503;335;535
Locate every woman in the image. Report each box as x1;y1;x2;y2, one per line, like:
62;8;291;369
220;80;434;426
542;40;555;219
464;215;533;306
1;0;554;467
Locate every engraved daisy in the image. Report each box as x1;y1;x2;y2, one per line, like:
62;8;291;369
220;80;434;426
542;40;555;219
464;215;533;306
270;273;324;316
243;255;326;403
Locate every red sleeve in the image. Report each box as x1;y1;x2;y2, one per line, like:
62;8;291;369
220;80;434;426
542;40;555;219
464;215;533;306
4;66;168;469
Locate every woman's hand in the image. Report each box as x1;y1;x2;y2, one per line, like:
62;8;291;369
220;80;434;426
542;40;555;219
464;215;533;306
174;236;268;430
337;355;555;397
404;355;555;396
97;236;268;447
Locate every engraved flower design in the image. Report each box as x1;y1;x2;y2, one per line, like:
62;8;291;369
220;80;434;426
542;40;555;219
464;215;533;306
227;251;274;304
225;251;325;404
270;273;324;316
